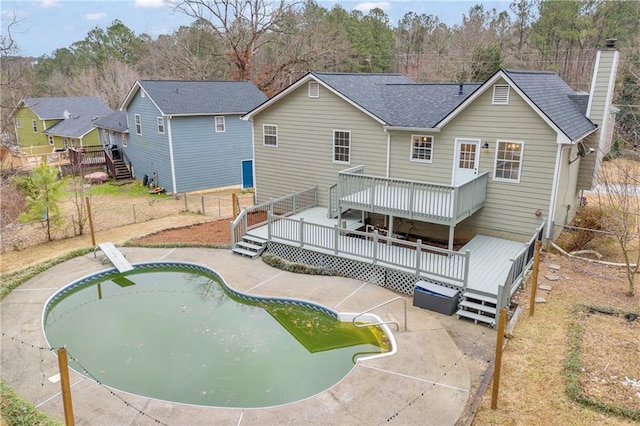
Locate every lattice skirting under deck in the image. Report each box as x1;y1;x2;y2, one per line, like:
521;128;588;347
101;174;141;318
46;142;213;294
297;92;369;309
267;242;453;296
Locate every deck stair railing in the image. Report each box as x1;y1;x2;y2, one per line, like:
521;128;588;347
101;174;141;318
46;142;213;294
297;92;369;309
267;212;469;286
496;220;546;311
351;296;407;332
230;187;318;248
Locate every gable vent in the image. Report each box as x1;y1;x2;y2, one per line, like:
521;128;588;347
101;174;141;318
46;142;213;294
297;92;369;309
492;84;510;105
308;81;319;98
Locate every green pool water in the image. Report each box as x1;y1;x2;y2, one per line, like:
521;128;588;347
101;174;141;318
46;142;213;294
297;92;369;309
43;265;390;408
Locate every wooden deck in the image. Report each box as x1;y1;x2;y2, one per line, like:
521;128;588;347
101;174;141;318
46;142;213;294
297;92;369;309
246;207;527;298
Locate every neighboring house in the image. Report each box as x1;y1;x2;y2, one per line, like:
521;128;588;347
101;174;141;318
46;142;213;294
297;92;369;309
92;110;129;149
243;42;619;247
11;97;112;150
119;80;268;194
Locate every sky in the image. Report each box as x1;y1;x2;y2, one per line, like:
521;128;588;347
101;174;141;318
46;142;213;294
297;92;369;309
1;0;512;58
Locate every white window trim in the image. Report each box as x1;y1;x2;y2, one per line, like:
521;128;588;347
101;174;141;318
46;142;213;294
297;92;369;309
15;118;21;128
493;140;524;183
32;119;38;133
134;114;142;135
215;116;225;132
157;117;165;134
492;84;510;105
333;129;351;165
122;133;128;148
308;81;320;98
263;124;278;147
410;134;434;163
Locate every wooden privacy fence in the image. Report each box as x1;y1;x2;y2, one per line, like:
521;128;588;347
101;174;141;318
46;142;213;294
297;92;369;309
0;193;254;253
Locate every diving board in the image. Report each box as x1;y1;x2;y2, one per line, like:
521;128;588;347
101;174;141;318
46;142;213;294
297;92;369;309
95;242;134;272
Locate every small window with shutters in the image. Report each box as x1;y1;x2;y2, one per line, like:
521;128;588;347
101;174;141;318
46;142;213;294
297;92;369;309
308;81;319;98
492;84;510;104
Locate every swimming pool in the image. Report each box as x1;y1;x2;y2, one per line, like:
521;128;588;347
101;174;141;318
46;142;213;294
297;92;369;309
43;262;394;408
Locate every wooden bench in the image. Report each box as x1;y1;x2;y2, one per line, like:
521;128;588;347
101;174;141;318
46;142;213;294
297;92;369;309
94;242;134;273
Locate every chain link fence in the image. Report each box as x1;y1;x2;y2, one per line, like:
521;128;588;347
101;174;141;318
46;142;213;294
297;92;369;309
0;192;255;253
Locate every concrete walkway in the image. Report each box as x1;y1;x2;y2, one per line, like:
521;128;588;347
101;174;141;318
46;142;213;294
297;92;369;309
1;248;495;425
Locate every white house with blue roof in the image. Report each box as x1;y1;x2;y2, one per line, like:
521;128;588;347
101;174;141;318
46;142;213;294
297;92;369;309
119;80;267;194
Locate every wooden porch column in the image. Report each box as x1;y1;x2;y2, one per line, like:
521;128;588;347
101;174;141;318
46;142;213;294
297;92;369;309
448;225;455;251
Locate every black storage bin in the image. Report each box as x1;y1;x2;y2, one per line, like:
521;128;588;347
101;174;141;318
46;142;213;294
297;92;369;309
413;281;460;315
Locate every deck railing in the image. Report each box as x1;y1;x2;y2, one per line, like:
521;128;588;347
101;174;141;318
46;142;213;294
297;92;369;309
497;220;546;310
69;146;106;169
337;167;487;226
267;212;470;286
230;187;318;248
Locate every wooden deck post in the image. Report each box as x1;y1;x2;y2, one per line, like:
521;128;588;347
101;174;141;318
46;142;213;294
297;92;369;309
57;347;75;426
491;307;507;410
529;240;541;316
85;196;95;247
232;193;238;217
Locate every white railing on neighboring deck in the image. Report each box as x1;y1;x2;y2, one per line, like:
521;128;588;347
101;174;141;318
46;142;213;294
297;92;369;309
337;167;488;226
496;220;546;310
230;187;317;248
267;212;470;286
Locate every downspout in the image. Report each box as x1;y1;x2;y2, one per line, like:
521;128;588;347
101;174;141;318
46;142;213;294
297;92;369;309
166;116;178;194
249;117;258;201
384;126;391;178
546;143;564;240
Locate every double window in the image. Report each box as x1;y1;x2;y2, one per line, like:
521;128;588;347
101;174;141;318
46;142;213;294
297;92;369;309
333;130;351;164
263;124;278;146
215;116;225;132
134;114;141;135
48;135;54;145
32;119;38;133
411;135;433;162
494;140;524;182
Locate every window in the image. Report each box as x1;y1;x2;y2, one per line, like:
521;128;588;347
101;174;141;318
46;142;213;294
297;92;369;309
263;124;278;146
48;136;54;145
333;130;351;164
411;135;433;162
494;140;524;182
134;114;141;135
15;118;21;128
157;117;165;134
492;84;510;104
308;81;319;98
32;119;38;133
63;138;68;148
215;116;225;132
122;133;128;148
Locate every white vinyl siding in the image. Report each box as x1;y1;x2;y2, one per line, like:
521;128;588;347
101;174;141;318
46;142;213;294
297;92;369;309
263;124;278;146
32;119;38;133
494;140;524;183
135;114;142;135
492;85;510;104
333;130;350;164
157;117;165;134
308;81;319;98
215;116;225;132
411;135;433;162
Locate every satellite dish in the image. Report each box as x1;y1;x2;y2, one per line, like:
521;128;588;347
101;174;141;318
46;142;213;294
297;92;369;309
577;141;587;157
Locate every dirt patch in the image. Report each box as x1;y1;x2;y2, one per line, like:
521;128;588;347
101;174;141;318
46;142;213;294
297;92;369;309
132;219;231;244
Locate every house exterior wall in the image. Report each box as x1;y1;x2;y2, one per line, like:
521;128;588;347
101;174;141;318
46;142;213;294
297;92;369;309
14;108;49;148
170;114;252;193
252;83;388;206
124;91;173;191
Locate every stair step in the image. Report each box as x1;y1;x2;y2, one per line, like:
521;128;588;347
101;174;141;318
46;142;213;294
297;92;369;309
462;292;497;305
236;241;264;251
459;300;497;315
232;247;260;259
244;235;267;245
456;309;496;327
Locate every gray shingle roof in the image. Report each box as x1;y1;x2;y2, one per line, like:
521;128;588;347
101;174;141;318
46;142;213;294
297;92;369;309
22;97;113;138
92;110;128;132
137;80;267;115
503;70;596;140
313;73;481;128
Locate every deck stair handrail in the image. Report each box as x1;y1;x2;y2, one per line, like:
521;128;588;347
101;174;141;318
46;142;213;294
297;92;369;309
351;296;407;332
497;219;546;311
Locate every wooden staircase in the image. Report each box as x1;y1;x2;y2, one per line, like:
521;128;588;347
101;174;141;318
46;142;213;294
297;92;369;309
232;235;267;259
113;158;132;180
456;291;498;327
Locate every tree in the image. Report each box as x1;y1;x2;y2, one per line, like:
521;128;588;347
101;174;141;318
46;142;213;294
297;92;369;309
169;0;299;85
19;160;67;242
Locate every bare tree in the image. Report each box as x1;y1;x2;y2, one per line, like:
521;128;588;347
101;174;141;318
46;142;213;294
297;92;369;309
169;0;299;87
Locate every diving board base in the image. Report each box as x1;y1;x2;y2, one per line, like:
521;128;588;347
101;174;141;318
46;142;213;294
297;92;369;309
94;242;134;273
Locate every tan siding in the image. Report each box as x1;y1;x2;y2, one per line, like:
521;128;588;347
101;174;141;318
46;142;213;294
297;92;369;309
252;84;388;205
